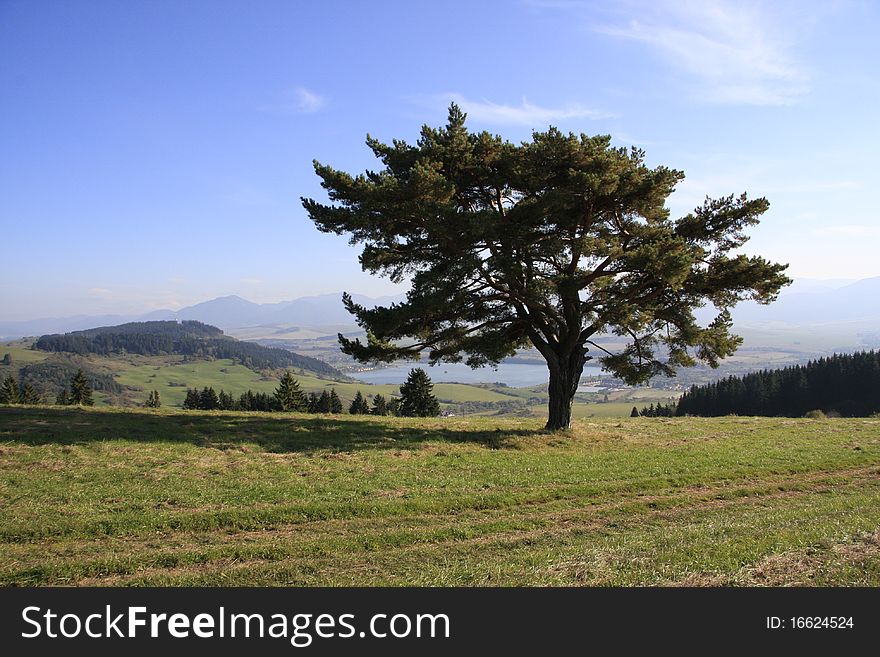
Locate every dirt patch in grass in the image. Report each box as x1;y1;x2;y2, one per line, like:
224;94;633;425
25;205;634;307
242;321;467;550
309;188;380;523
742;530;880;586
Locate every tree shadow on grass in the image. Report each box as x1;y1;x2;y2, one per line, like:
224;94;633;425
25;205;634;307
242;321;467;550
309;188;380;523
0;406;546;453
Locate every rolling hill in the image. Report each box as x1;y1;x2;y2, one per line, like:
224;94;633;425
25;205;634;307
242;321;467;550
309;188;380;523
34;320;343;380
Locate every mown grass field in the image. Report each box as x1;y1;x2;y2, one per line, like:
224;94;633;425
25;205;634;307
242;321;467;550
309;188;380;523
2;405;879;586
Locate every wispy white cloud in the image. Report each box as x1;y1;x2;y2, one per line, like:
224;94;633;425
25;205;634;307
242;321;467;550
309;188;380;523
261;86;327;114
292;86;326;113
416;93;612;127
595;0;809;105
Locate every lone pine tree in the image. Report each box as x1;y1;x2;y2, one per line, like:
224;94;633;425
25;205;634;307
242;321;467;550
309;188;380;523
398;368;440;417
303;104;789;429
275;370;308;412
68;369;94;406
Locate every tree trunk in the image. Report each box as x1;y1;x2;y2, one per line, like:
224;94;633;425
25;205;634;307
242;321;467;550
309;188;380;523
545;349;586;430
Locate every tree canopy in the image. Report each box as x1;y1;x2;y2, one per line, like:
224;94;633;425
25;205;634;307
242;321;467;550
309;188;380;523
68;369;94;406
303;104;789;429
398;368;441;417
274;370;308;412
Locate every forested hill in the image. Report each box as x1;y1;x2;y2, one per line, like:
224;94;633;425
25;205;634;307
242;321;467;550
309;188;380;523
676;350;880;417
66;320;223;338
34;321;344;379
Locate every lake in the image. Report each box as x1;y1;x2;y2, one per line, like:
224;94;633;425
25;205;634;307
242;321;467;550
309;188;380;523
353;361;604;387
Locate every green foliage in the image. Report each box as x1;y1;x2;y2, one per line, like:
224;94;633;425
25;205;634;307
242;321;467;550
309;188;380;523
18;358;120;399
217;390;235;410
329;389;343;414
1;353;11;366
183;388;201;409
398;368;441;417
0;376;20;404
371;393;388;416
631;406;640;417
677;350;880;417
303;104;789;429
20;382;41;405
386;396;401;416
199;386;219;411
349;390;370;414
145;390;161;408
55;390;69;405
640;402;676;417
68;369;94;406
274;371;308;412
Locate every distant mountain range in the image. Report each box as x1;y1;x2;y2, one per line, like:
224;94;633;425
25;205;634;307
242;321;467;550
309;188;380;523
2;278;879;341
0;292;405;340
726;276;880;325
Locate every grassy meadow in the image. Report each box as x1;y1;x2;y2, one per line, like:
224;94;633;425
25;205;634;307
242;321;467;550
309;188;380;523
2;338;677;416
1;405;879;586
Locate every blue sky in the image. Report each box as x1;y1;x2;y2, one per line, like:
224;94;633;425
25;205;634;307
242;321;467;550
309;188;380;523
1;0;878;320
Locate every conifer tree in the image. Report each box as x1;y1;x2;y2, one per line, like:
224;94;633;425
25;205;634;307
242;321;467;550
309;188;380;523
307;392;320;413
69;369;94;406
2;353;12;366
317;389;331;413
0;376;20;404
146;389;161;408
329;388;343;413
275;370;308;412
386;396;401;416
184;388;201;409
349;390;370;414
630;406;639;417
200;386;219;410
56;389;70;405
20;382;41;405
221;389;238;410
371;393;388;416
303;104;789;429
398;368;440;417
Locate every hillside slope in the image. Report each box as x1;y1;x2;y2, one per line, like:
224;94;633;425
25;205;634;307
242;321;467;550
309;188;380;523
34;320;344;380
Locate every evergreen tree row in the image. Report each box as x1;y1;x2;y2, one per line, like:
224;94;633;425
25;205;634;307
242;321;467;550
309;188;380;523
175;368;441;417
0;376;41;404
675;350;880;417
632;402;676;417
1;368;97;406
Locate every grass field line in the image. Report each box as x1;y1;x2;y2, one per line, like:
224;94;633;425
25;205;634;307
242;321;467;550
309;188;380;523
6;465;877;586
